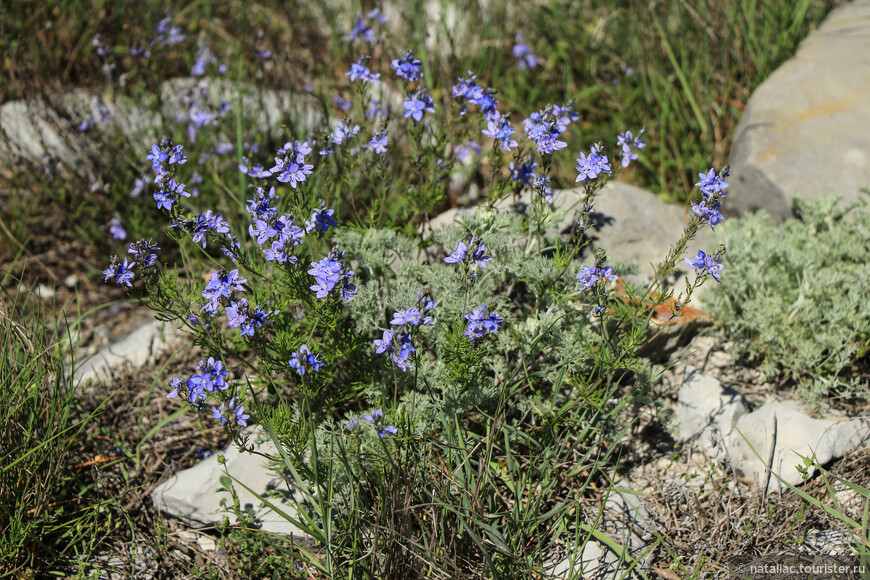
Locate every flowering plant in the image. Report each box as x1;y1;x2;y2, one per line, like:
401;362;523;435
100;24;728;576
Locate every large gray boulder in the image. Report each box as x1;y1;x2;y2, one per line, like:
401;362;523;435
727;0;870;223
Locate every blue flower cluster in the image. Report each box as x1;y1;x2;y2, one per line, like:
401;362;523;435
577;264;618;290
346;8;388;43
691;168;729;230
574;143;612;183
211;396;249;428
346;56;380;83
103;238;161;286
270;147;313;188
482;112;518;151
463;304;504;341
403;89;436;122
308;247;357;300
167;357;229;404
202;267;247;313
127;238;160;268
346;408;398;438
510;156;537;188
523;104;578;155
513;33;539;70
102;256;136;287
331;121;360;146
444;236;491;269
369;128;389;154
391;50;422;82
305;202;339;233
171;209;231;249
374;289;435;372
226;298;278;337
288;344;324;376
616;130;647;168
685;248;724;283
246;186;306;264
453;72;498;118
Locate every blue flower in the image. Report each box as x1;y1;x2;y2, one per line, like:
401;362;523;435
444;236;490;268
616;129;646;168
232;399;250;427
403;90;435;122
533;176;553;204
577;265;618;290
391;307;424;327
377;425;399;438
306;202;339;233
346;57;380;83
108;214;126;241
154;16;186;47
456;141;481;163
469;237;491;268
362;409;398;437
373;330;394;354
482;112;518;150
202;268;247;311
575;143;612;183
147;144;168;166
463;305;504;341
270;153;313;188
102;256;135;287
685;250;724;282
331;122;360;145
307;247;356;300
226;299;277;337
444;241;467;264
391;50;423;81
288;344;324;376
695;168;729;196
127;238;159;268
510;156;537;188
513;34;539;70
369;130;389;154
346;9;386;43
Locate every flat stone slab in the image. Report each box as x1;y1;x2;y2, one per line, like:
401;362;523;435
429;182;713;282
0;79;320;173
727;0;870;222
678;367;750;460
726;400;870;493
151;434;311;542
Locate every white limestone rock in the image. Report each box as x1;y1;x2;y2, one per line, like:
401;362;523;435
678;367;750;460
151;433;312;542
725;400;870;493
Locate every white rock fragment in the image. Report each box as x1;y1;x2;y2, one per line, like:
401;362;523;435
726;401;870;493
73;318;186;387
151;434;312;542
678;367;750;460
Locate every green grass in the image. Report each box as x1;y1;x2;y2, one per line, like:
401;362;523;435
0;286;110;577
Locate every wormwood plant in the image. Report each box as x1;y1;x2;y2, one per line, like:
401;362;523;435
101;24;730;578
704;195;870;400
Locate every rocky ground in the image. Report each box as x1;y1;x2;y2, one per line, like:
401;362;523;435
3;1;870;578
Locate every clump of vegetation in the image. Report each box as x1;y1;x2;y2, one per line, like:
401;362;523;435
705;194;870;399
